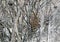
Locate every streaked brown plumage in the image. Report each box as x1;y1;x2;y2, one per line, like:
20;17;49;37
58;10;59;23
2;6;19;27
30;12;40;31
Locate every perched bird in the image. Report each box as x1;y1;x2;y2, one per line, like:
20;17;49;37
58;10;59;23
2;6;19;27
30;12;40;32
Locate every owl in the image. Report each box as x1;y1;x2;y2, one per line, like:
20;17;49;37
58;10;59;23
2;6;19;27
30;12;40;32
